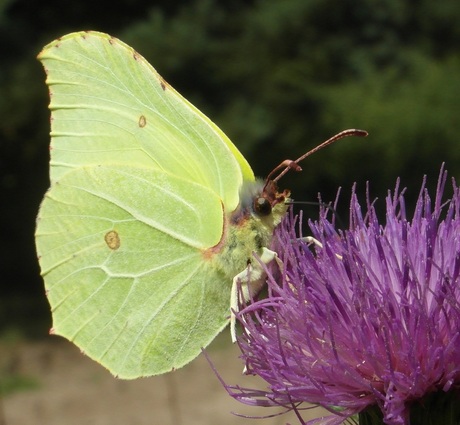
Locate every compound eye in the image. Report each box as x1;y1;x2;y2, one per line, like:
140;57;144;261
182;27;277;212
254;197;272;216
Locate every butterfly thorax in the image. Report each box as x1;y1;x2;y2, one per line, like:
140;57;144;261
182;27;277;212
207;179;290;280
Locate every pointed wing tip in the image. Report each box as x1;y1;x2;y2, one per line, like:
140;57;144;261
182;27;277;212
38;31;114;58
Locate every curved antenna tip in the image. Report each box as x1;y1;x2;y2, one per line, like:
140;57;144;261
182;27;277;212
270;129;368;184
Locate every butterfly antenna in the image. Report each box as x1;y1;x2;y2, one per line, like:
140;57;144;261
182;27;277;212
267;129;368;185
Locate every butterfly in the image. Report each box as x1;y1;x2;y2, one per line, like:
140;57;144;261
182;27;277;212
36;31;366;378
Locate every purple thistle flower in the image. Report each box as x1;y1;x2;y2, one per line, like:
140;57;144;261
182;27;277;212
227;167;460;425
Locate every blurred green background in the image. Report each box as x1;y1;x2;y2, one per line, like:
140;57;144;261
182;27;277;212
1;0;460;337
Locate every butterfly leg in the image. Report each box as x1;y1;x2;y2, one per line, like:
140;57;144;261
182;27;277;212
230;247;278;342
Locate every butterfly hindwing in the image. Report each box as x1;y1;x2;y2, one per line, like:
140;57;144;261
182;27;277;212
37;165;230;377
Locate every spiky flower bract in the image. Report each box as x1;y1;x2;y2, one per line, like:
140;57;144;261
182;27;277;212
227;168;460;425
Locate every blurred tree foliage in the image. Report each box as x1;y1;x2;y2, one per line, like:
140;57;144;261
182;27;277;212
1;0;459;334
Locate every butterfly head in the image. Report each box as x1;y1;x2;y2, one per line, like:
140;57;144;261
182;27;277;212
231;177;290;227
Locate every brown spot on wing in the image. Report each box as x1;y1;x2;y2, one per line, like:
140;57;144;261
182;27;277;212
105;230;121;250
138;115;147;128
160;77;169;91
